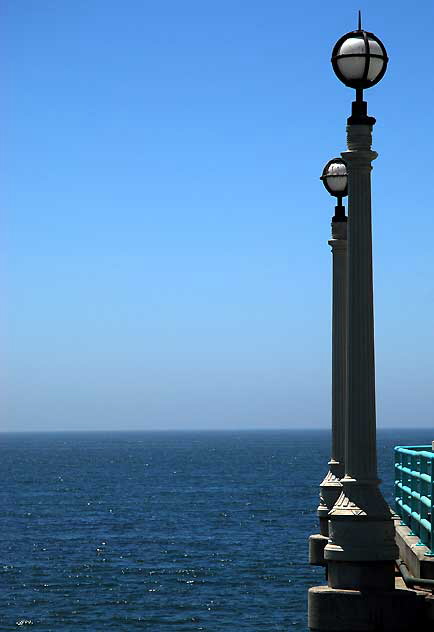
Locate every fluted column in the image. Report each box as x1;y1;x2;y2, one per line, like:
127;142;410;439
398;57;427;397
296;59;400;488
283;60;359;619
317;220;347;536
324;123;398;590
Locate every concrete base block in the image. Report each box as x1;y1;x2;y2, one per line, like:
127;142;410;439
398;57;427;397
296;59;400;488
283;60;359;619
308;585;423;631
327;560;395;591
309;534;328;566
395;519;434;579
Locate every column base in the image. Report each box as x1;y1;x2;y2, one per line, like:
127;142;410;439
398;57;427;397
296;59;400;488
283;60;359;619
317;505;331;537
318;465;343;537
319;466;343;498
318;516;329;536
308;585;422;632
325;478;398;563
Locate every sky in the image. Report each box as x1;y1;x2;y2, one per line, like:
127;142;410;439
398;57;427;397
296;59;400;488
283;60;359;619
2;1;434;432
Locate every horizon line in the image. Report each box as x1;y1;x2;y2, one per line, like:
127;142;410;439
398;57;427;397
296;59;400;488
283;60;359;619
1;426;433;435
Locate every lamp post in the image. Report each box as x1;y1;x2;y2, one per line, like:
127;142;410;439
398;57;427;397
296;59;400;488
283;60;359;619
309;159;348;569
317;159;348;538
309;17;419;631
324;16;398;590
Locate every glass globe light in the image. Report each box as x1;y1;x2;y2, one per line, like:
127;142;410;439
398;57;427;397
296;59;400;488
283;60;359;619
331;29;388;90
321;158;348;197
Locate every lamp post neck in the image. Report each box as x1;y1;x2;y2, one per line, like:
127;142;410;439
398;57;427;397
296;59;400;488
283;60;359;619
332;201;347;222
348;96;376;126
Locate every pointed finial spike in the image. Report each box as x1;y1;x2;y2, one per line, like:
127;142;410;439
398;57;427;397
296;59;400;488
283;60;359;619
358;10;362;30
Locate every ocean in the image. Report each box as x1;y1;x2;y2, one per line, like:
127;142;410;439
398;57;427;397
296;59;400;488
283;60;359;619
1;428;432;631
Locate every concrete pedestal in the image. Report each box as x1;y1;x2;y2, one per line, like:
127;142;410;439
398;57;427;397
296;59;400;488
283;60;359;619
309;534;328;566
327;561;395;591
308;584;423;632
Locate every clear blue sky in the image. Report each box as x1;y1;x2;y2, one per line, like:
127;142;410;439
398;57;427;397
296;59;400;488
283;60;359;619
3;1;434;431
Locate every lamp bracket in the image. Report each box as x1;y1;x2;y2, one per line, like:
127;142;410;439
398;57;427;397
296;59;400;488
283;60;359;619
347;99;376;126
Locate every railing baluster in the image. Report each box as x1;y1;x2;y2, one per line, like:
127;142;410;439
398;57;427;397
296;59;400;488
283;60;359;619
430;457;434;553
394;445;433;553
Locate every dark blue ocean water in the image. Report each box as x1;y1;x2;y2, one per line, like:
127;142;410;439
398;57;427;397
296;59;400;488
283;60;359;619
1;428;432;631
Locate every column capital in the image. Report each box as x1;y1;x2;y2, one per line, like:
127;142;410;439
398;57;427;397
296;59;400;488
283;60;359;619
345;124;374;151
342;124;378;167
341;149;377;168
328;240;347;254
329;221;347;243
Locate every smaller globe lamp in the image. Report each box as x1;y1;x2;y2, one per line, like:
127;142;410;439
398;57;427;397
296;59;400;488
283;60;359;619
321;158;348;222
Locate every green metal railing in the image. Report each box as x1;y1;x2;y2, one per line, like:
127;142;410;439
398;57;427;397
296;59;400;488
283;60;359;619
394;445;434;554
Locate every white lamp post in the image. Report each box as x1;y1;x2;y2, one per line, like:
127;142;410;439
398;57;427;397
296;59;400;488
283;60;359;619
317;159;348;537
309;17;419;632
324;17;398;590
309;158;348;569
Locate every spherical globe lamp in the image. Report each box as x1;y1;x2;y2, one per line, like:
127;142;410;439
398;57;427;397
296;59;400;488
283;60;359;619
321;158;348;222
331;13;388;124
321;158;348;196
332;30;388;90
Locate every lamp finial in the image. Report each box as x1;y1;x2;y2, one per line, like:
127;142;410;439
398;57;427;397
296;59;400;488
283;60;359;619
358;10;362;30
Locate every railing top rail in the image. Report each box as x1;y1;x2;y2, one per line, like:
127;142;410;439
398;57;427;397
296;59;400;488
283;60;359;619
395;445;431;450
395;445;433;459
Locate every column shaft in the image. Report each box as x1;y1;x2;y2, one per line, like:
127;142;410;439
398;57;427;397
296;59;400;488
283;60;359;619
324;124;398;576
316;222;347;537
330;227;347;470
346;161;377;481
